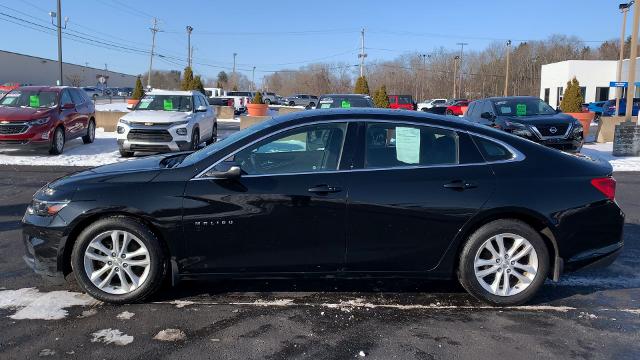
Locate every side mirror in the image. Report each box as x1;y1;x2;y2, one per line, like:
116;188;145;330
61;103;75;110
205;165;241;180
126;103;135;110
480;112;495;120
196;105;208;112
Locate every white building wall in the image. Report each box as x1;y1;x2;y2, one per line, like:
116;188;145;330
0;50;137;88
540;60;617;107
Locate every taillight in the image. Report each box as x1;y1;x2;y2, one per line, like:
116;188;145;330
591;177;616;201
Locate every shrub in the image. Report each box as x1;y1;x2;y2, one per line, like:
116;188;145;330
252;92;264;104
373;85;390;108
192;75;205;94
131;76;144;100
560;77;584;113
354;76;370;95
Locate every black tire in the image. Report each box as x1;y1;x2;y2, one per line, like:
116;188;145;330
457;219;549;306
206;124;217;145
288;101;295;106
445;109;454;115
49;127;65;155
191;128;200;150
82;119;96;144
264;99;271;105
119;148;134;157
70;216;168;304
309;102;315;108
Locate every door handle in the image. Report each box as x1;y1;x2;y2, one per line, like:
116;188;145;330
308;185;342;194
443;180;477;191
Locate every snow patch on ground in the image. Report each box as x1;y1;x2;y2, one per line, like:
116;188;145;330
78;309;98;318
0;129;128;167
579;312;598;320
91;329;133;346
153;328;186;341
218;118;240;123
581;142;640;172
168;300;195;308
95;102;129;112
116;311;135;320
230;299;294;307
39;349;56;356
0;288;98;320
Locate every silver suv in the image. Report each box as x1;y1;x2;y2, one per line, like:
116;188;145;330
116;90;217;157
283;94;318;108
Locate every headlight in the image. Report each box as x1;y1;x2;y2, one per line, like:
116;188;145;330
176;127;188;135
26;199;70;217
118;118;129;125
171;120;189;126
29;117;49;126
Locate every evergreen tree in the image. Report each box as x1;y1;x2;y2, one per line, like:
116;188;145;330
252;92;264;104
131;76;144;100
373;85;390;108
192;75;205;94
560;77;584;113
181;67;195;91
354;76;370;95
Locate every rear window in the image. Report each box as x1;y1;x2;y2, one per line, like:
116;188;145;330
473;136;514;162
398;96;413;104
318;96;372;109
227;92;250;96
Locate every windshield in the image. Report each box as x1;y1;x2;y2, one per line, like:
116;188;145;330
398;96;413;104
492;98;556;116
0;89;58;108
181;117;280;166
318;96;372;108
135;94;193;112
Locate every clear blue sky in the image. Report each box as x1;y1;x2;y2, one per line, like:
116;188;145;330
0;0;628;84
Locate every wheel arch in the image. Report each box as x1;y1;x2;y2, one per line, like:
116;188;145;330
59;211;172;278
435;207;561;281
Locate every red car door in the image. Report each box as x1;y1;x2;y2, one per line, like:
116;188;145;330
58;89;81;138
69;89;90;136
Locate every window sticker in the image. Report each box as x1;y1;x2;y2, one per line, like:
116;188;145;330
516;104;527;116
29;95;40;107
319;98;333;104
341;100;351;108
500;106;512;114
163;99;173;111
1;96;16;105
320;103;331;109
138;101;151;109
495;101;507;105
395;126;420;164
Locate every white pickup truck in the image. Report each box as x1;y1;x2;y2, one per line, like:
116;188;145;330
207;89;252;115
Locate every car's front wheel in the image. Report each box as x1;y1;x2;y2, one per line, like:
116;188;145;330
190;128;200;150
49;127;65;155
70;216;167;303
457;219;549;306
119;148;134;157
82;119;95;144
206;124;217;145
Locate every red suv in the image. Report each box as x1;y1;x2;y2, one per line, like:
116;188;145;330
0;86;96;154
388;95;415;110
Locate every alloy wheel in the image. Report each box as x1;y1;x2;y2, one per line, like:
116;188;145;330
55;129;64;152
83;230;151;295
89;121;95;141
473;233;538;297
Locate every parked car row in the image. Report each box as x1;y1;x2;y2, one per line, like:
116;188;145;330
82;86;133;99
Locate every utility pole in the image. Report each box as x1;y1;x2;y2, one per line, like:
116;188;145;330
504;40;512;97
616;3;632;116
452;55;459;99
186;25;193;68
147;18;159;89
252;66;256;90
358;28;367;77
49;0;67;86
232;53;237;74
456;42;468;98
625;0;640;122
419;54;427;101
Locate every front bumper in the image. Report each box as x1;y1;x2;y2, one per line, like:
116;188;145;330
22;213;69;281
0;123;53;148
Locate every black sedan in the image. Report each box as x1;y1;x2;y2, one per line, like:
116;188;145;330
465;96;584;152
22;108;624;306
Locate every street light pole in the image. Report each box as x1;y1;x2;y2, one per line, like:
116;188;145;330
503;40;512;97
452;55;459;99
252;66;256;90
626;1;640;122
616;2;633;116
49;0;67;86
147;18;159;89
456;42;468;98
186;26;193;68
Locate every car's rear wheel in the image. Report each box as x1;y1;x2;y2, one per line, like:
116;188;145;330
457;219;549;306
288;101;295;106
190;128;200;150
70;217;167;303
49;127;65;155
445;109;454;115
264;99;271;105
206;124;217;145
82;119;95;144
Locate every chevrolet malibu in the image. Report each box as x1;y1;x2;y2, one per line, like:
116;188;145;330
22;108;624;305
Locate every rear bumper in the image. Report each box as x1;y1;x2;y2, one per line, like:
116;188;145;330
564;242;623;272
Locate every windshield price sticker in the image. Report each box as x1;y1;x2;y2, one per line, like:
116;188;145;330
341;100;351;108
516;104;527;116
163;99;173;111
29;95;40;107
319;99;333;104
320;103;332;109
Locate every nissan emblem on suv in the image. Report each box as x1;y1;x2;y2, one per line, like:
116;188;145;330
549;126;558;134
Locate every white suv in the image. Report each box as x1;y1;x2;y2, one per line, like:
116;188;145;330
116;90;217;157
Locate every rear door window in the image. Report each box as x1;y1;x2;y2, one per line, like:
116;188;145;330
69;89;84;105
473;136;514;162
60;90;72;106
365;123;459;168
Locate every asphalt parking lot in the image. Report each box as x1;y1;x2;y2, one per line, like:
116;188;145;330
0;166;639;359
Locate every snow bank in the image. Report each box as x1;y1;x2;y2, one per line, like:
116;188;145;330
581;143;640;172
95;102;129;112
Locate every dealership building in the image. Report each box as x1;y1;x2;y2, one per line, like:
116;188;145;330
540;58;640;108
0;50;137;88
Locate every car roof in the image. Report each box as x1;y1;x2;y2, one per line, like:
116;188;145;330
16;85;69;92
483;96;540;102
320;94;372;98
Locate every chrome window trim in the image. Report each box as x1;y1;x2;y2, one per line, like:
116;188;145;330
530;123;572;140
192;119;525;180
